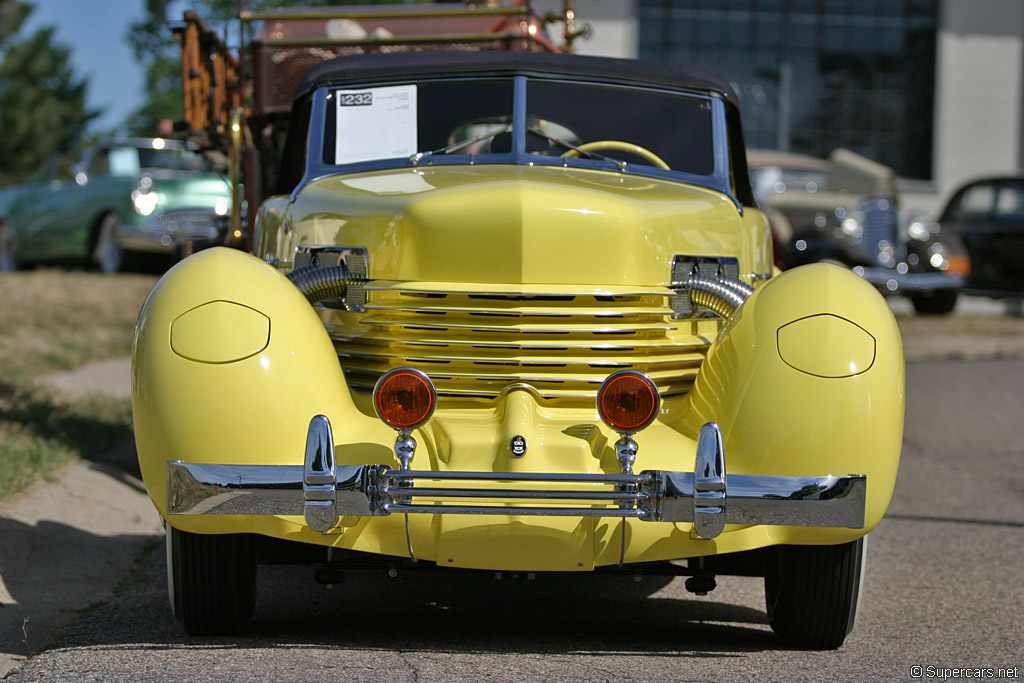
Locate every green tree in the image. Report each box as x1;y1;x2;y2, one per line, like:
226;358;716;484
123;0;180;136
0;0;97;186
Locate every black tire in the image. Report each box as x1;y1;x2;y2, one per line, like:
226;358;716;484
765;537;866;649
91;212;124;274
167;525;257;635
910;289;958;316
0;220;19;272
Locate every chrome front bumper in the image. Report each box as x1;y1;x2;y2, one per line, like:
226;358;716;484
166;417;866;541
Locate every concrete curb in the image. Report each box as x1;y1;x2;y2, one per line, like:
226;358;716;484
0;450;162;678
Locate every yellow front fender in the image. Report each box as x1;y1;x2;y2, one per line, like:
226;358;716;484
132;247;383;528
678;262;904;542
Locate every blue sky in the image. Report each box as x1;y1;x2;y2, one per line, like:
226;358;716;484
24;1;157;133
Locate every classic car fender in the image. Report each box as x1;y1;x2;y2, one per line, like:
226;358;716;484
678;262;904;543
132;246;387;531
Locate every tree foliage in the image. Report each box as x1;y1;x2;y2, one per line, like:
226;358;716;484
0;0;97;186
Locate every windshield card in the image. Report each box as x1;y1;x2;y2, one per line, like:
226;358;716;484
334;85;417;164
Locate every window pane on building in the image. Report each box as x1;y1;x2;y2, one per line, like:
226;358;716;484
638;0;938;179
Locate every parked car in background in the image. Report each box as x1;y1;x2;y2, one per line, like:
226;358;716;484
931;176;1024;310
0;138;231;273
749;148;969;314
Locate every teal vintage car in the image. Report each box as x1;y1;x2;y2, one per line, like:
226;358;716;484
0;138;231;273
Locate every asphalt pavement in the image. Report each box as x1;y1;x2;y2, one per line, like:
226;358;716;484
1;295;1022;678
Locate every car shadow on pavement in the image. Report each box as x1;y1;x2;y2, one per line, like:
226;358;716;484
0;515;159;673
83;438;146;493
255;566;778;655
41;548;785;660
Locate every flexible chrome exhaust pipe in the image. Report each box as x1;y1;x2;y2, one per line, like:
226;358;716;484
287;263;349;304
685;274;753;318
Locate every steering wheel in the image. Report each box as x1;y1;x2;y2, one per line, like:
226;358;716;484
561;140;670;170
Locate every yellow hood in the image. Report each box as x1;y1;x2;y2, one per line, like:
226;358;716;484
290;165;748;286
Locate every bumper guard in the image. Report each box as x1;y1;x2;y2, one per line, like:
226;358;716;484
166;417;866;541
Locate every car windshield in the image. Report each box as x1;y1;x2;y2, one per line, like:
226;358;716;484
321;77;716;177
751;166;828;199
524;80;714;176
107;145;209;176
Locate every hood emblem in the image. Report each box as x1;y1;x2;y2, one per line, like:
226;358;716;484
510;435;527;457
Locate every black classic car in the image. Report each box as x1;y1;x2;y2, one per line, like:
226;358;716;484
932;176;1024;309
748;148;969;315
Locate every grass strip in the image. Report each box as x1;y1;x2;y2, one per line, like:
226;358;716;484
0;270;157;500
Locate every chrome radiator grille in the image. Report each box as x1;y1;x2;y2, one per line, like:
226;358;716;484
326;283;718;399
860;198;899;266
150;209;220;237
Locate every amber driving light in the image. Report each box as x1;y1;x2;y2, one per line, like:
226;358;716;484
597;370;661;434
944;254;971;277
373;368;436;431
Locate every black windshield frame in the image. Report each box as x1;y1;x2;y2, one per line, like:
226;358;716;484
295;74;738;208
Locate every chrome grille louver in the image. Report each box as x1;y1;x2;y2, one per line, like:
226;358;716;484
326;282;721;399
149;209;221;237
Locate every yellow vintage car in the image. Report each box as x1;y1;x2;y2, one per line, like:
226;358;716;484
132;51;904;648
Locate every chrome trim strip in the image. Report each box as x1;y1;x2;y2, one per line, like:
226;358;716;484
339;359;704;376
383;504;651;518
331;336;712;353
387;470;647;484
356;317;676;333
360;303;675;317
363;282;676;297
383;487;640;501
167;418;867;538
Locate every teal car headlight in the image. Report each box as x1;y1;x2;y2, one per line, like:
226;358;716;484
132;188;160;216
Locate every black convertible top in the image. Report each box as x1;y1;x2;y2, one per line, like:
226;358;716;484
296;50;739;106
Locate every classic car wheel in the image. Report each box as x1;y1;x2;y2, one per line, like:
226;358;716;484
764;537;865;649
91;213;124;274
910;289;958;315
0;221;18;271
562;140;670;170
167;525;257;635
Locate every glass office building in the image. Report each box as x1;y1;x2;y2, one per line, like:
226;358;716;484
637;1;939;180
